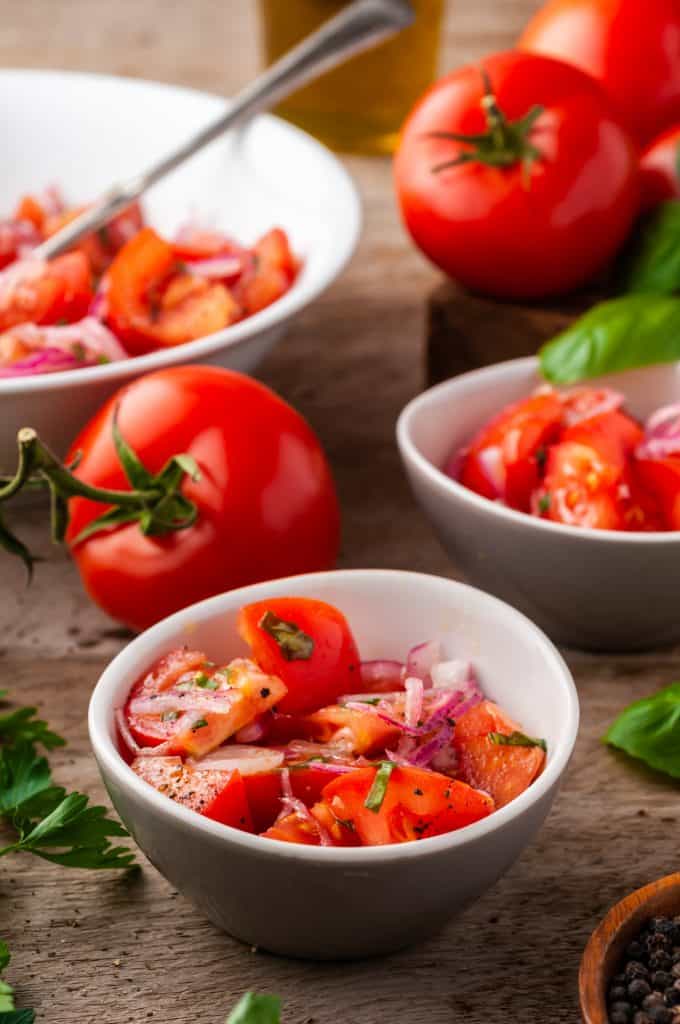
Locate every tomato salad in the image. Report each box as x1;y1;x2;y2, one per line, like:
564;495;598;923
450;386;680;532
0;188;298;376
117;597;546;847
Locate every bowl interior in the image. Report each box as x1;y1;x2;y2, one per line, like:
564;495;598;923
0;69;360;388
406;359;680;475
92;571;578;794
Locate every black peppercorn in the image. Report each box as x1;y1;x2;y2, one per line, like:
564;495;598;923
628;962;651;981
643;995;666;1012
666;981;680;1007
647;1008;673;1024
633;1013;652;1024
630;980;653;1004
672;964;680;979
610;1005;632;1024
651;954;673;973
653;973;674;991
628;941;646;959
610;985;629;1002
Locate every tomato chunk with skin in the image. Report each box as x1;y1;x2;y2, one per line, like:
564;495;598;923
0;252;94;332
320;765;493;846
457;392;562;510
534;440;626;530
104;227;239;354
238;597;361;715
635;456;680;530
301;704;401;755
235;228;298;316
242;764;351;833
132;756;253;831
453;702;545;809
124;651;287;758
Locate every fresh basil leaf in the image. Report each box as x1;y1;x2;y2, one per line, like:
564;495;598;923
539;295;680;383
258;611;314;661
625;202;680;294
605;680;680;778
364;760;395;813
227;992;281;1024
489;731;546;751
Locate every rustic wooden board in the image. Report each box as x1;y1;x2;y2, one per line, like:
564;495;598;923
426;280;603;385
1;3;677;1024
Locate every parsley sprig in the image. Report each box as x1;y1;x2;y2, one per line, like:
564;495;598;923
0;939;35;1023
227;992;280;1023
0;694;134;871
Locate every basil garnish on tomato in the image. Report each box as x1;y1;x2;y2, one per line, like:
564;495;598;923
489;731;546;751
624;201;680;295
364;761;395;813
258;611;314;661
605;681;680;778
539;295;680;383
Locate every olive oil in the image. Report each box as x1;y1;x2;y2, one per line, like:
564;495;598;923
258;0;444;154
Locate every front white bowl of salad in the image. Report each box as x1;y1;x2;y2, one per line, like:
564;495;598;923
89;569;578;959
0;70;360;469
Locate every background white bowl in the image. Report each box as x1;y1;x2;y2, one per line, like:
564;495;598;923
0;69;361;469
397;357;680;652
89;569;578;960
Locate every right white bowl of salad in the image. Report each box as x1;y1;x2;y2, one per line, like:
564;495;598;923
397;357;680;652
89;569;578;960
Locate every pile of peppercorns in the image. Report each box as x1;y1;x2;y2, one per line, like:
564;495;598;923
608;916;680;1023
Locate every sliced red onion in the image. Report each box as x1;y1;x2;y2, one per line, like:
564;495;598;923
234;718;267;743
406;640;441;686
342;702;422;736
0;347;84;377
185;256;243;280
0;317;127;376
562;387;624;427
128;690;236;716
637;403;680;458
359;660;404;688
190;745;283;775
430;659;474;690
338;690;404;704
408;722;454;768
277;768;332;845
115;708;175;758
476;445;506;497
404;677;424;729
284;740;354;764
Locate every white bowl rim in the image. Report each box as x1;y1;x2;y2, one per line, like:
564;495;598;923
0;67;361;395
88;568;579;864
397;355;680;545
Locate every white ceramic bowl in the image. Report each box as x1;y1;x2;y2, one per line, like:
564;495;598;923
0;69;360;469
397;357;680;652
89;569;578;960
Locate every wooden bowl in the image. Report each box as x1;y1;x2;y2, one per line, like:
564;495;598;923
579;872;680;1023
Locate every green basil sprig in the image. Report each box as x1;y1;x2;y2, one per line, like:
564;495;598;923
539;294;680;383
625;201;680;295
605;681;680;778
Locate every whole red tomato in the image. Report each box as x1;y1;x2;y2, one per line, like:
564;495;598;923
394;51;638;300
519;0;680;146
65;366;340;631
640;125;680;210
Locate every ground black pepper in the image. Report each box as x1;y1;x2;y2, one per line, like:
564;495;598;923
607;917;680;1024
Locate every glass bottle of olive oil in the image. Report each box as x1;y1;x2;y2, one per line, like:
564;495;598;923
258;0;444;154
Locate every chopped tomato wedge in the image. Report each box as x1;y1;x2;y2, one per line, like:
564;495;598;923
457;392;563;510
635;456;680;530
453;701;545;809
132;756;253;830
124;651;287;758
235;228;298;316
562;410;643;471
0;252;93;332
261;809;323;845
319;764;493;846
241;764;349;832
238;597;361;715
14;195;47;230
534;440;626;530
44;202;145;276
104;227;240;354
302;704;400;755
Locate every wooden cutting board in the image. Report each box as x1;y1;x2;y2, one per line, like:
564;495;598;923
426;279;605;385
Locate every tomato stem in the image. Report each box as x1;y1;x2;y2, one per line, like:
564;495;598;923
425;68;544;179
0;420;201;579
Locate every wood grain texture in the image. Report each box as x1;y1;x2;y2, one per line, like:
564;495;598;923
0;2;676;1023
579;873;680;1023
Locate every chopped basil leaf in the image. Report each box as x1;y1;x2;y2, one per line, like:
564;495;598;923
258;611;314;661
355;697;380;706
364;761;395;813
489;731;546;751
538;494;551;514
191;718;208;731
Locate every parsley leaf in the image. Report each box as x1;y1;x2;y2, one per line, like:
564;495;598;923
0;742;134;870
0;940;35;1021
0;695;65;752
258;611;313;661
0;941;9;973
227;992;281;1024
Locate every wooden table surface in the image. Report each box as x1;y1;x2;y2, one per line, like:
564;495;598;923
1;2;678;1022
